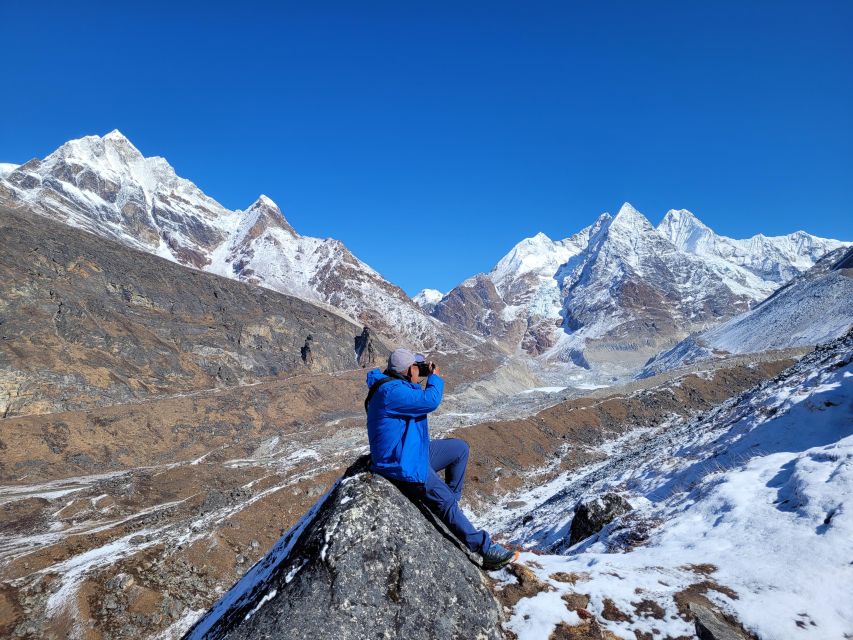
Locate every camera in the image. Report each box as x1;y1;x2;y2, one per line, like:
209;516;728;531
416;361;433;377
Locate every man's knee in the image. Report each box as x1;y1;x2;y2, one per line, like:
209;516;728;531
450;438;470;461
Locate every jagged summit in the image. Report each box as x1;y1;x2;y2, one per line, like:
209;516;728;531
234;194;297;238
657;208;718;248
608;202;656;234
45;129;189;202
412;288;444;312
613;201;643;219
241;195;294;231
657;208;850;284
252;194;278;209
61;128;145;160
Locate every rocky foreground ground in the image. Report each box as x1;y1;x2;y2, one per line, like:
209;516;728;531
0;348;794;639
186;456;503;640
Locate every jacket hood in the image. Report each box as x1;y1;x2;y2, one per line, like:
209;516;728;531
366;368;387;387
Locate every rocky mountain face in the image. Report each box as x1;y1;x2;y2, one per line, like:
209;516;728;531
639;245;853;377
431;203;847;369
0;203;385;417
184;456;503;640
0;131;459;351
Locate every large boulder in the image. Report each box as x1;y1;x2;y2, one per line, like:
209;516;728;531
184;456;503;639
568;493;633;546
690;602;757;640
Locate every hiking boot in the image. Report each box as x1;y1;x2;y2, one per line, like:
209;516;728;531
481;543;519;570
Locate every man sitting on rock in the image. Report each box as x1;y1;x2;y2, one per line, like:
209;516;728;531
365;347;518;570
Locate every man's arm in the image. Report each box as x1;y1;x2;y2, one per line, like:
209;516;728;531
385;374;444;415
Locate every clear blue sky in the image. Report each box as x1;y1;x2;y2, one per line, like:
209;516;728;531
2;2;851;295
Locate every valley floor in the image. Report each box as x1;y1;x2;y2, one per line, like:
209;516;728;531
0;339;848;639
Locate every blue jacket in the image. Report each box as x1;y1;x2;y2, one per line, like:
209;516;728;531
365;368;445;483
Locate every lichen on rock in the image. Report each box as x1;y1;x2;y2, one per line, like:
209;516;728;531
184;455;503;639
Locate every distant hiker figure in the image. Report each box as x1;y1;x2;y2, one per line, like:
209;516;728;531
365;347;518;570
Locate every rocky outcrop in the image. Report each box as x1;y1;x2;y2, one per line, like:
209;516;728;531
184;456;503;640
690;602;757;640
354;326;383;368
300;334;315;367
569;493;633;546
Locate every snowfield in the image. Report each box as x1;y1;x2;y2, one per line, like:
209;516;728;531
483;331;853;639
0;162;19;179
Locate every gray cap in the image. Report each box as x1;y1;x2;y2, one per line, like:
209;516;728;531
388;348;425;373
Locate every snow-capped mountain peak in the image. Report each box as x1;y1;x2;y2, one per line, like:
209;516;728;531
59;129;146;166
432;201;848;366
598;202;670;266
657;208;849;284
240;194;295;235
37;129;204;207
103;128;130;141
412;288;445;313
231;194;299;241
0;131;466;350
252;194;279;209
657;208;713;251
491;231;573;290
610;201;655;231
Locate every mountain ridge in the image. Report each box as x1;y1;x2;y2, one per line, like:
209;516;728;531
1;132;848;375
639;245;853;377
431;201;848;371
0;131;462;351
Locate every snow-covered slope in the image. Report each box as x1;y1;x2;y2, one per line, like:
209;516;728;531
0;163;18;179
485;329;853;639
0;131;457;349
659;208;847;284
433;202;846;368
640;246;853;377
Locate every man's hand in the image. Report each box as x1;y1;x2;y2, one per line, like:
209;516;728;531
430;362;441;376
